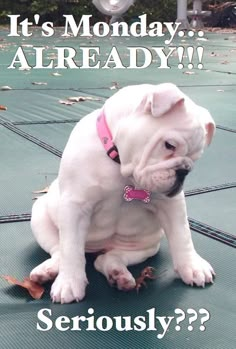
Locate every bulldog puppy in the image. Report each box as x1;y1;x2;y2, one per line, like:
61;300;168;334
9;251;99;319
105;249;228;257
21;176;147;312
30;83;216;304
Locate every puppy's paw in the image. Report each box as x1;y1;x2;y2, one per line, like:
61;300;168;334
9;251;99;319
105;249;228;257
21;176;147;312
94;254;136;291
108;266;136;291
50;272;88;304
30;258;59;284
175;254;215;287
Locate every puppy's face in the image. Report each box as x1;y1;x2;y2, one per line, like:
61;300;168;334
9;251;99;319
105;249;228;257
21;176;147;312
116;83;215;196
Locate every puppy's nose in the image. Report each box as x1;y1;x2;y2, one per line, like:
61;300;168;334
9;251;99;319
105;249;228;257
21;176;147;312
176;169;189;180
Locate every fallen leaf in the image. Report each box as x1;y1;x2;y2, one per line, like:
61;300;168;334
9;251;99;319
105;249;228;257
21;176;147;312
0;105;7;111
68;96;86;102
183;71;196;75
59;99;75;105
1;275;45;299
85;96;101;101
1;85;12;91
18;67;31;71
68;96;101;102
196;38;208;42
32;82;48;85
22;44;33;48
110;82;119;90
51;72;62;77
32;186;49;194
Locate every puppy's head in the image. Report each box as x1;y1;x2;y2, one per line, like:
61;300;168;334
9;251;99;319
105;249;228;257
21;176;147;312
111;83;215;196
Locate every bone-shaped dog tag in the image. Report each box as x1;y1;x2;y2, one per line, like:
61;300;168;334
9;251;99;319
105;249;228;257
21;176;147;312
123;186;151;203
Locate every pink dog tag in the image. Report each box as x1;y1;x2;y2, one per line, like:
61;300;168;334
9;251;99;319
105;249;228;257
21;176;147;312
123;186;151;203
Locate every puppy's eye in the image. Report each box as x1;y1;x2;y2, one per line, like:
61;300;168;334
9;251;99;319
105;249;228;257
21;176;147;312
165;141;176;151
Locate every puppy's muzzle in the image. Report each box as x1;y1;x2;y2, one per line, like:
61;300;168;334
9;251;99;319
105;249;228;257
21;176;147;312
167;169;189;197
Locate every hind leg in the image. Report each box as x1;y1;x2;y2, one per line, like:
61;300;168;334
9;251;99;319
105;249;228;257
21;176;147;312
30;195;59;284
94;245;160;291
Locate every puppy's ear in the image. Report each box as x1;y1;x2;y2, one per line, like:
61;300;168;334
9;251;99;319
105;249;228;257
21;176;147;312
205;122;215;146
203;112;216;146
143;83;185;117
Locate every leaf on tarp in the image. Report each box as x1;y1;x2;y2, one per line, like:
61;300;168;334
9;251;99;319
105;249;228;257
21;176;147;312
32;82;48;85
1;275;45;299
59;95;101;105
110;81;119;90
0;85;12;91
22;44;33;48
196;38;208;42
183;71;196;75
0;105;7;111
68;96;101;102
19;67;31;71
33;176;49;199
59;99;75;105
32;186;49;194
51;72;62;77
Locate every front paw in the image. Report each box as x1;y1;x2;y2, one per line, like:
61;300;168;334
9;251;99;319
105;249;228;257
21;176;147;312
175;254;216;287
50;272;88;304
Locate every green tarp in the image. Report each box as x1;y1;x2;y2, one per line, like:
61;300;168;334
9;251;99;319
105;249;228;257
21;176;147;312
0;27;235;348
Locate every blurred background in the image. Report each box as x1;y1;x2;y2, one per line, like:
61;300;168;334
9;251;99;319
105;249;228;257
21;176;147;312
0;0;236;28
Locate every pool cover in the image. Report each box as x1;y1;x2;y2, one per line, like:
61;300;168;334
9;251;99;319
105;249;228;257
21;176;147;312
0;26;236;349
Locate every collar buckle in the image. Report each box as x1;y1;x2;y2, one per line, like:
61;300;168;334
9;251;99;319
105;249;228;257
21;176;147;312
107;145;120;164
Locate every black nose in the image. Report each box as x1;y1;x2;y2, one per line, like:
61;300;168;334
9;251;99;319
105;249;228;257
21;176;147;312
176;169;189;180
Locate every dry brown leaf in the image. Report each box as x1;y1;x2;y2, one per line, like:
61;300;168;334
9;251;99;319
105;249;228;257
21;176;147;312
32;186;49;194
1;275;45;299
0;105;7;111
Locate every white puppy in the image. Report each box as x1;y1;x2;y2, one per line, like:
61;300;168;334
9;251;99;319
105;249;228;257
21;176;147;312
30;83;216;303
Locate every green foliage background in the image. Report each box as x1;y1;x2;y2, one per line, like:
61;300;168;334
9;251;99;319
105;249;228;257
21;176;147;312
0;0;229;25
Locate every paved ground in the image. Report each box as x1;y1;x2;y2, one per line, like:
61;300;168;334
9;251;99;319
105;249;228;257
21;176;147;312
0;27;235;348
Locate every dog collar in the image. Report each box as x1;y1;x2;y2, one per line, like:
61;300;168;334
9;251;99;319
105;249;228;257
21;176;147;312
97;111;151;204
97;110;120;164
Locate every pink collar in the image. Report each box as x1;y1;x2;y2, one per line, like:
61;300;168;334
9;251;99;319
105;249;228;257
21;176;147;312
97;109;120;164
97;110;151;204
